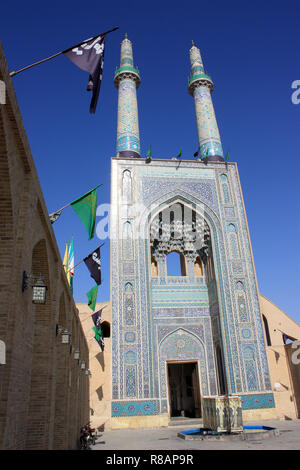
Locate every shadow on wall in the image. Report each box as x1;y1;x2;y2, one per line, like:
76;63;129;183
96;351;105;371
96;385;104;401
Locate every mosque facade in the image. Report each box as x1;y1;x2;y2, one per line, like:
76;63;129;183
108;36;278;428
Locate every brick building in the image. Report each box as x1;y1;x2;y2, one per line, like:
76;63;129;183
0;43;90;450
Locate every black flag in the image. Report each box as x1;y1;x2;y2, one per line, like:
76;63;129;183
92;309;104;352
84;246;101;285
92;309;102;329
64;35;105;113
92;324;104;351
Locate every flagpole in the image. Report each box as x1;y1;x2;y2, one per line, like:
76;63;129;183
49;201;72;218
64;258;84;274
49;183;103;218
64;242;104;274
10;27;119;77
10;51;65;77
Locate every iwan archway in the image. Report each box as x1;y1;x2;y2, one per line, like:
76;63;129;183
147;196;227;413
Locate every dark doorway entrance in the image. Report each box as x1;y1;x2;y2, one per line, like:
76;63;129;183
167;362;201;418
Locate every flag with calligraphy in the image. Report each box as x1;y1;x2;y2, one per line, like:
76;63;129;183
84;246;101;285
86;285;98;311
64;34;105;113
70;184;101;240
91;308;103;329
93;325;104;351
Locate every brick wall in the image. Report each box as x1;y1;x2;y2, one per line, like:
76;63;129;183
0;42;90;450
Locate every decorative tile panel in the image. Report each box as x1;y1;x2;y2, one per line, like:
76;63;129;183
112;400;160;417
111;159;273;418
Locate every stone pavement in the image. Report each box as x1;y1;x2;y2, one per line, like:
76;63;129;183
92;419;300;451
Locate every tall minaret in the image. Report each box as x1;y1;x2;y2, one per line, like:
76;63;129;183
114;34;141;158
188;42;224;162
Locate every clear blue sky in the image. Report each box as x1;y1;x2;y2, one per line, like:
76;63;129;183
1;0;299;322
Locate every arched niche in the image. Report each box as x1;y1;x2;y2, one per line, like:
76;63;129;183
159;328;209;399
122;169;132;203
122;221;133;259
125;282;133;293
101;321;110;338
194;256;203;277
151;256;158;277
26;239;52;449
53;292;70;449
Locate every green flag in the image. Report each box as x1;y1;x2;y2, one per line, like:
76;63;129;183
225;152;230;161
71;184;102;240
93;325;104;351
93;325;102;339
146;146;152;157
86;285;98;311
176;149;182;159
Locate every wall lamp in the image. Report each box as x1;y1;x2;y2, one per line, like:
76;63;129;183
22;271;47;304
56;325;72;344
80;360;86;370
74;348;80;360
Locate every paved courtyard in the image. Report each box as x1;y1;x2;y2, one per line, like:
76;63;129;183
92;419;300;451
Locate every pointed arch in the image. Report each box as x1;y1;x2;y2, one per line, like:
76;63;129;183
101;321;110;338
166;251;186;276
25;238;53;449
53;292;70;449
194;256;203;277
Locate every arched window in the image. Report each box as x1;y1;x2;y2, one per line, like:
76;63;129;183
101;321;110;338
151;256;158;277
194;256;203;277
166;251;186;276
125;282;133;293
228;223;237;232
122;170;132;202
122;221;133;259
262;315;271;346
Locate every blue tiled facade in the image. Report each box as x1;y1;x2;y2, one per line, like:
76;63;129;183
110;159;274;418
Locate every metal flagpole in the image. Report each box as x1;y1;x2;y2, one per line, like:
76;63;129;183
48;183;103;220
9;27;119;77
49;201;72;219
64;243;105;274
10;51;64;77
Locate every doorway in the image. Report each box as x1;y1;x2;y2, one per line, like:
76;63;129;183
167;362;201;418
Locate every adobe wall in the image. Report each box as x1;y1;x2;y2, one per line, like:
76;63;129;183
77;302;112;430
259;294;300;420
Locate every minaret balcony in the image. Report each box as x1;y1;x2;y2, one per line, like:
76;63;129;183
114;66;141;88
188;73;214;95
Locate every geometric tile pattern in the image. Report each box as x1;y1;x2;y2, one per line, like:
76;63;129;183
111;159;274;417
112;400;160;417
241;393;275;410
